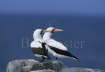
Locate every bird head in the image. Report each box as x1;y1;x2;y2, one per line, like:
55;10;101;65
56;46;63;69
34;29;43;34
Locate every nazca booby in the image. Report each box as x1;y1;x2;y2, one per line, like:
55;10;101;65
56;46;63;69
43;27;79;61
30;29;50;59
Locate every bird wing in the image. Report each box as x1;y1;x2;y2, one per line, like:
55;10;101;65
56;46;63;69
30;40;42;48
30;40;48;57
45;39;68;51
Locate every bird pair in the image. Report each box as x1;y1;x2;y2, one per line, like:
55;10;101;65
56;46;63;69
30;27;79;62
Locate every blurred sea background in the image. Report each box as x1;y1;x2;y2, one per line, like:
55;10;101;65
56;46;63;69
0;0;105;72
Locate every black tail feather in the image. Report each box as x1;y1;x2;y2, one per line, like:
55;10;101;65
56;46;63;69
49;46;79;61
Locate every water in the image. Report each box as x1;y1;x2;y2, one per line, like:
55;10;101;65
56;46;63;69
0;14;105;72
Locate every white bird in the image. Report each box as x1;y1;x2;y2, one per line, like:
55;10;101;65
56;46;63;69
30;29;49;60
43;27;79;61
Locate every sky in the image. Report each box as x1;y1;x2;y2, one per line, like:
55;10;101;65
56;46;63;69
0;0;105;15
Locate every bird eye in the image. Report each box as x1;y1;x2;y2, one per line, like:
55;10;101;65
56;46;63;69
51;29;55;33
40;30;43;34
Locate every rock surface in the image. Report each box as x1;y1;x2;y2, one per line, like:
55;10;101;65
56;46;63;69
61;67;105;72
6;59;64;72
6;59;105;72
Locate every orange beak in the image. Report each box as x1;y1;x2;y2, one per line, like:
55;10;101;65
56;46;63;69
42;28;63;33
52;29;63;32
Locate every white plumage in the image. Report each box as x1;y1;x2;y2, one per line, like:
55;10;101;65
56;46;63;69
43;27;79;61
30;29;44;48
43;27;67;51
30;29;47;58
44;39;68;51
30;39;42;49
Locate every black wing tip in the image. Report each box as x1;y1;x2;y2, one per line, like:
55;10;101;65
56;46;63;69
72;56;80;62
76;58;80;62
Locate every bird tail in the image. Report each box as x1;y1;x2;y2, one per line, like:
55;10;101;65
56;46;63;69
69;54;80;62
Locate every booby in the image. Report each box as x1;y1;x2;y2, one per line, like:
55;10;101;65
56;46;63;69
43;27;79;61
30;29;49;60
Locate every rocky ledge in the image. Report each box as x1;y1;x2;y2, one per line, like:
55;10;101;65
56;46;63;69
6;59;64;72
6;59;105;72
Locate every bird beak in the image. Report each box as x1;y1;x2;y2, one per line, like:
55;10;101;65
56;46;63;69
42;30;50;33
42;29;63;33
53;28;63;32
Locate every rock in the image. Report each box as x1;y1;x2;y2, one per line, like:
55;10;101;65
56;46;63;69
6;59;64;72
7;59;105;72
30;69;55;72
61;67;105;72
